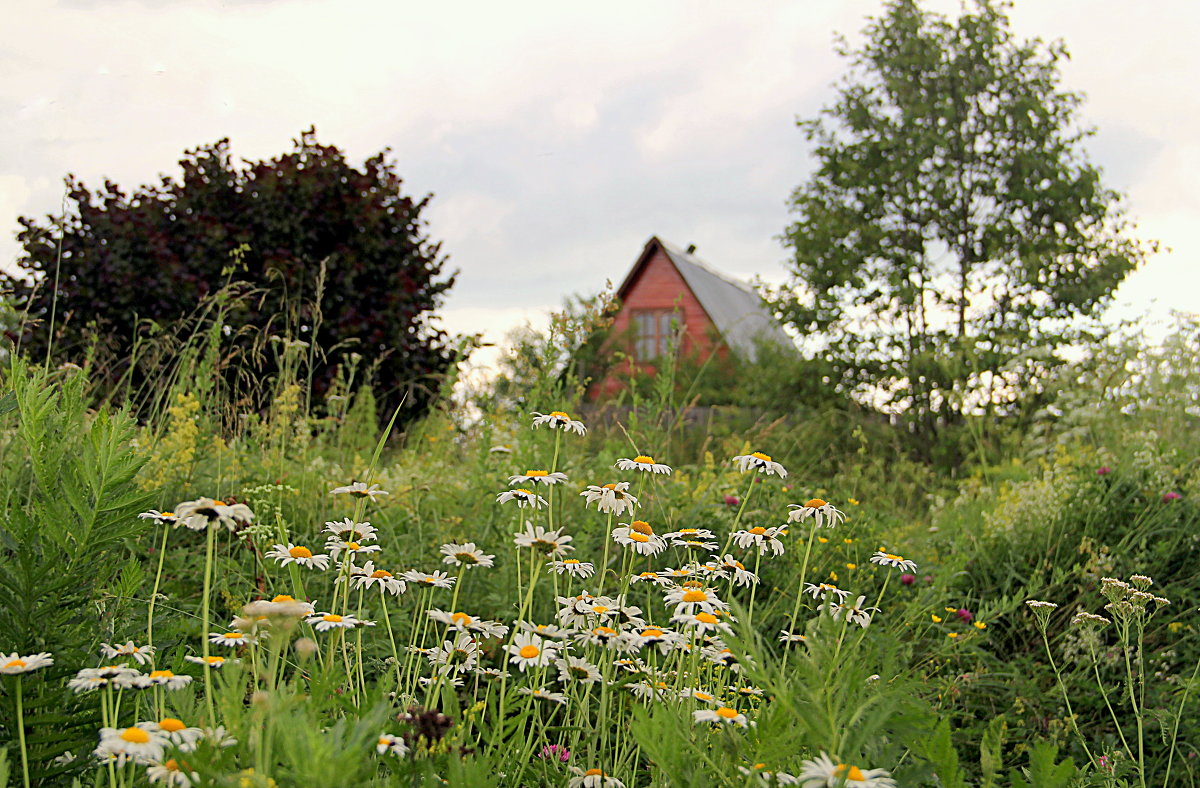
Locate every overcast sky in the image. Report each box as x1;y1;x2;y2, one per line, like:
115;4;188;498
3;0;1198;374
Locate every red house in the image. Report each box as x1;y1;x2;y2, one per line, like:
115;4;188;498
594;236;796;397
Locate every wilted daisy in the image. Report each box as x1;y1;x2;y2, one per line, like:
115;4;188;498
209;631;253;647
184;655;234;669
144;670;193;690
329;482;389;499
519;687;569;705
580;482;640;516
349;563;404;595
732;526;787;556
731;451;788;477
99;642;155;665
95;725;168;766
615;455;672;475
440;542;496;569
497;488;549;509
531;410;587;435
787;499;846;528
693;707;751;727
138;510;179;527
869;551;917;573
830;595;878;628
1;652;54;675
306;613;361;632
322;518;378;542
612;520;668;556
146;758;200;787
555;656;603;684
797;752;896;787
568;767;625;787
504;633;557;671
265;543;331;570
549;558;596;578
376;733;410;757
400;570;457;589
509;470;569;486
174;498;254;531
804;582;851;602
513;523;575;557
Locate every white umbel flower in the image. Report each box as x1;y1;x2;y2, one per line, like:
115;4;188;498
731;451;788;477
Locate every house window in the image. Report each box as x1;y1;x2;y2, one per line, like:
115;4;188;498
632;310;680;360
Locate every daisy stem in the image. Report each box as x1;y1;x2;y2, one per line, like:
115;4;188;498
200;524;218;725
596;512;614;596
380;596;403;694
355;587;367;706
782;521;819;672
746;551;763;628
14;675;30;788
146;523;171;665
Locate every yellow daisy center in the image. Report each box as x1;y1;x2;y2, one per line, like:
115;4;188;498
5;659;26;669
750;451;771;461
682;590;707;603
682;580;704;589
630;532;649;543
695;691;713;700
835;765;866;781
323;614;343;623
886;553;904;561
518;645;540;659
595;626;617;636
525;470;548;476
515;489;534;496
592;605;609;614
223;633;243;640
641;628;663;637
370;569;392;578
288;546;313;559
804;498;827;508
584;769;604;776
748;526;767;535
563;559;580;564
639;572;657;578
206;657;224;665
451;612;471;626
378;737;390;746
346;541;361;550
120;727;150;743
696;612;719;625
716;707;739;719
272;595;295;602
549;411;570;419
631;520;653;535
634;455;654;464
602;483;617;490
212;500;227;506
149;670;173;679
164;759;181;771
159;718;186;732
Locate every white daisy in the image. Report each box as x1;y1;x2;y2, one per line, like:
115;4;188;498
508;470;569;486
0;652;54;674
787;499;846;528
184;655;234;669
352;562;406;595
797;752;896;787
144;670;192;690
174;498;254;531
138;510;179;527
99;642;155;665
242;595;315;617
503;633;557;671
439;542;496;569
664;527;717;541
568;767;625;787
630;571;673;587
672;538;719;551
549;558;595;578
322;518;378;542
329;482;389;499
324;537;381;560
496;488;548;509
693;707;751;727
198;726;238;748
612;521;668;556
663;585;730;617
580;482;640;516
265;543;331;570
376;733;410;757
400;570;457;589
427;635;479;674
804;582;851;602
731;526;787;556
830;595;878;629
555;656;603;684
147;718;204;749
530;410;587;435
731;451;788;477
670;611;734;636
305;613;360;632
517;621;573;640
209;632;254;647
146;758;199;787
706;554;759;587
518;687;569;705
615;455;672;475
513;523;575;557
94;726;168;766
869;551;917;573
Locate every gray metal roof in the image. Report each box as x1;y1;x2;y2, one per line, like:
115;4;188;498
658;239;797;361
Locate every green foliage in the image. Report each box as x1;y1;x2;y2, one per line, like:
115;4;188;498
771;0;1154;461
1008;741;1076;788
4;128;458;427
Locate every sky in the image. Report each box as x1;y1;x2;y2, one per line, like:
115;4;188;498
3;0;1198;376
